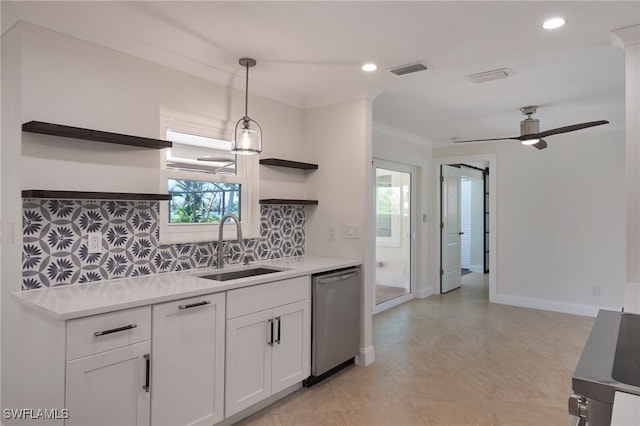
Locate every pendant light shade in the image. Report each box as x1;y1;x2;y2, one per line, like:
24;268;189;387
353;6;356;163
232;58;262;155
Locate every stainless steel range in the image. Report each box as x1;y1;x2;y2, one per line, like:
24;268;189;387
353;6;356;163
570;310;640;425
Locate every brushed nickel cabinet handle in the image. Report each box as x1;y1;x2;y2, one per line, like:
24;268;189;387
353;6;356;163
94;323;137;337
275;316;281;345
267;318;274;346
178;300;211;310
143;354;150;392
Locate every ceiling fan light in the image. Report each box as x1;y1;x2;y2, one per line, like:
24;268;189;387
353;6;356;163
521;138;540;145
543;17;565;30
362;63;377;72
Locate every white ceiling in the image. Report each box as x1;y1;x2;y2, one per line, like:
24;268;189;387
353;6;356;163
4;1;639;146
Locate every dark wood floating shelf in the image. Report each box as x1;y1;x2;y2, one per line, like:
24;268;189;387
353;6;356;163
259;199;318;206
22;121;173;149
259;158;318;170
22;190;172;201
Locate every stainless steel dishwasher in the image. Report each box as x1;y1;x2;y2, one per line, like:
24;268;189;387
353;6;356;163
304;266;361;387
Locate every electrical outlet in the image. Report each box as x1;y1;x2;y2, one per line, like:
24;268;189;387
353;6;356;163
88;232;102;254
591;285;601;296
328;226;336;240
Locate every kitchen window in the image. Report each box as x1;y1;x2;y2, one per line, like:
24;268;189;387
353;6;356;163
159;109;259;244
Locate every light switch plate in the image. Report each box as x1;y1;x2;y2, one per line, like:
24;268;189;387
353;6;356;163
343;224;360;239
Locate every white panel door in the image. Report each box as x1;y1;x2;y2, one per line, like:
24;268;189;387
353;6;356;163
271;300;310;394
225;309;273;416
442;165;462;293
151;293;225;426
66;341;150;426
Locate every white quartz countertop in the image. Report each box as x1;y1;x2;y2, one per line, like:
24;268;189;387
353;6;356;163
12;256;361;321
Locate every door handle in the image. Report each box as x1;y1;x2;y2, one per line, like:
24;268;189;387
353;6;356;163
459;232;464;235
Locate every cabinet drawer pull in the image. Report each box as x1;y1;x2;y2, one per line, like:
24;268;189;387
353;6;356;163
268;318;274;346
275;316;281;345
93;323;137;337
143;354;150;392
178;300;211;310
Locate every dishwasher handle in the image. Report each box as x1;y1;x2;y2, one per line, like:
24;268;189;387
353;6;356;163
317;271;358;284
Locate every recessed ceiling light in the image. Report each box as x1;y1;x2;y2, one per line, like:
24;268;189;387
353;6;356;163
543;17;565;30
362;63;377;72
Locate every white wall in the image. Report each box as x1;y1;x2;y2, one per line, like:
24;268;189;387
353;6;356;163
1;21;24;416
433;129;626;315
18;23;306;200
372;124;433;298
303;97;374;364
611;25;640;314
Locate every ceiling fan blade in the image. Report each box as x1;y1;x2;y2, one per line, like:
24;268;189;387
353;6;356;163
532;139;547;150
535;120;609;139
453;136;520;143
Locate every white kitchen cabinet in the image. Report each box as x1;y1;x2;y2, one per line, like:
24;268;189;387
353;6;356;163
225;309;273;413
151;293;225;426
225;277;310;417
271;300;309;394
66;341;151;426
65;307;152;426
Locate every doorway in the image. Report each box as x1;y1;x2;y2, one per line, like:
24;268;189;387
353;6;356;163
373;160;415;313
436;155;496;301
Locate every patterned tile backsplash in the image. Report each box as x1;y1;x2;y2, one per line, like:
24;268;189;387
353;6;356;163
22;199;305;290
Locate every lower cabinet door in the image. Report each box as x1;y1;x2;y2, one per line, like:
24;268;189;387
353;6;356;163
151;293;226;426
66;340;151;426
271;300;310;394
225;309;273;417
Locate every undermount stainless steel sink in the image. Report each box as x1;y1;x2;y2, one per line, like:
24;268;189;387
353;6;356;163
197;267;283;282
612;313;640;387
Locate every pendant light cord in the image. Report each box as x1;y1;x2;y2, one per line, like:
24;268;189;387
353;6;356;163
244;63;249;118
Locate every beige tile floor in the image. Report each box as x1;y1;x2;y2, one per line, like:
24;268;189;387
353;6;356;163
376;285;409;305
237;273;595;426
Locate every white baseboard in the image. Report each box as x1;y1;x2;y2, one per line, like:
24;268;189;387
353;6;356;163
470;265;484;273
415;287;433;299
357;345;375;366
491;293;620;317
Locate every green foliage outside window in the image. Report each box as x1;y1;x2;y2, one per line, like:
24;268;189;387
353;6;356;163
168;179;240;223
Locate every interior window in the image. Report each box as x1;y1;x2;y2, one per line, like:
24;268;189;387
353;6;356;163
158;110;259;244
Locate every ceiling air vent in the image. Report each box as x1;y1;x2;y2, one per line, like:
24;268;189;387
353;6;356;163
467;68;512;83
388;62;428;77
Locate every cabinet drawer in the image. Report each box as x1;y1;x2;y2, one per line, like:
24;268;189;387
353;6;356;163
227;276;310;319
67;306;151;360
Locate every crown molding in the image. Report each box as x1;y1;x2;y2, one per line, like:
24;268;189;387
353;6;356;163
611;24;640;49
372;121;435;148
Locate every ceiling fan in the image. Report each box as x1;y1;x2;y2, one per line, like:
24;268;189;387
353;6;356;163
453;106;609;150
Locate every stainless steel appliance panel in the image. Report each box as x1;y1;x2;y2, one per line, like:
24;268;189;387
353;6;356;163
311;267;361;377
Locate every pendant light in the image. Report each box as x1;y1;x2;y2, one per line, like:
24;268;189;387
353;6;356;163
231;57;262;155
